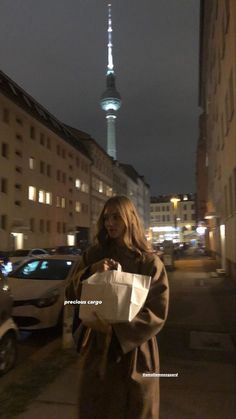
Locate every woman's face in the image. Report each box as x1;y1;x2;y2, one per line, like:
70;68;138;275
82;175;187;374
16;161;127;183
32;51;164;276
103;205;126;242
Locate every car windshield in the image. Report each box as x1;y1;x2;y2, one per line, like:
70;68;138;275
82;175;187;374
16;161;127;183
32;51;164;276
8;259;74;280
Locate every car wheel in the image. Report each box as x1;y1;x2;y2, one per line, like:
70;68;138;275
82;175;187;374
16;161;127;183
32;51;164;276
0;332;17;376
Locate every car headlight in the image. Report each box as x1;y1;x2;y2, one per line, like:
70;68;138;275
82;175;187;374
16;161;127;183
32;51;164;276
35;289;60;308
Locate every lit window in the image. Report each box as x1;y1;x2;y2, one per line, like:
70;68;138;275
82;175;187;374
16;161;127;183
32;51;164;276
29;157;35;170
56;196;61;207
28;186;36;201
99;181;103;193
46;192;52;205
39;190;45;203
75;201;81;212
75;179;81;189
81;183;89;193
61;197;66;208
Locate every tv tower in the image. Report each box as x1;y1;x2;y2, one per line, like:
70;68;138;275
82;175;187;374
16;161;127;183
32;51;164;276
100;3;121;160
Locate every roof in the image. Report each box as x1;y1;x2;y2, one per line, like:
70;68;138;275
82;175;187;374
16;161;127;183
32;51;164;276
0;69;91;160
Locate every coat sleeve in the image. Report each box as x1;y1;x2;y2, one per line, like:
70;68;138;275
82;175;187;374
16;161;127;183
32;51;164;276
112;256;169;354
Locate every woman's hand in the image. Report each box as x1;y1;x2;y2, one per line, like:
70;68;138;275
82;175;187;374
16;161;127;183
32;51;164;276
90;258;121;274
82;312;112;334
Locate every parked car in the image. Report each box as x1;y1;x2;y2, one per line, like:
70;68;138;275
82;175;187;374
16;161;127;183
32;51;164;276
53;245;82;255
9;248;49;271
0;271;18;376
7;255;78;330
0;251;12;275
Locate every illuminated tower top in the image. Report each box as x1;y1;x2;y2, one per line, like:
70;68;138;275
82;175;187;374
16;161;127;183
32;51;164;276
107;3;114;75
100;3;121;160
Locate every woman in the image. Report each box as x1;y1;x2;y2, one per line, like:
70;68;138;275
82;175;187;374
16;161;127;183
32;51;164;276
65;195;169;419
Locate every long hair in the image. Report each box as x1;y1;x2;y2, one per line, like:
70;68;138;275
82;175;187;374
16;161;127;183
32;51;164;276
96;195;152;256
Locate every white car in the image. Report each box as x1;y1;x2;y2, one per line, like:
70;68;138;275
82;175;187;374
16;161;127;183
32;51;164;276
9;248;49;271
0;271;18;375
7;255;78;330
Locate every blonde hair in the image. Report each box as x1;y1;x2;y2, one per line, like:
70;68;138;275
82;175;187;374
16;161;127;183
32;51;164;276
96;195;152;256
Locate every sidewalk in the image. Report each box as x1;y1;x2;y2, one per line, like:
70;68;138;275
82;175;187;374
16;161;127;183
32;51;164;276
14;256;236;418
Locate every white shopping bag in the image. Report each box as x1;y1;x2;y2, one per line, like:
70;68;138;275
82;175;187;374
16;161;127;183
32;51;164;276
79;270;151;323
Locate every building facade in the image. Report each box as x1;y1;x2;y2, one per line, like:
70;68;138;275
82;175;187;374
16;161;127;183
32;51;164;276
198;0;236;278
0;70;91;250
150;194;197;245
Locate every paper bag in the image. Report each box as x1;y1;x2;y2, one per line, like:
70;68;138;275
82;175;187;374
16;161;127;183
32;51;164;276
79;270;151;323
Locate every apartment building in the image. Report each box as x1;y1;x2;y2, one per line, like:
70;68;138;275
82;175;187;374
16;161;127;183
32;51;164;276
150;194;197;244
0;70;91;250
198;0;236;278
68;127;114;240
120;164;150;230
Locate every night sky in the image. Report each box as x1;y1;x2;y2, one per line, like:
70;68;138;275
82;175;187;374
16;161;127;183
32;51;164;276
0;0;200;195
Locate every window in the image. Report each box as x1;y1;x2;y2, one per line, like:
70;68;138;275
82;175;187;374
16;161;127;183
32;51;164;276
75;201;81;212
57;222;61;233
191;214;195;220
224;185;228;218
229;70;235;121
0;214;7;230
15;183;21;190
1;142;9;158
47;137;51;149
15;149;22;157
99;181;103;193
39;190;45;203
39;219;44;233
62;172;66;183
162;215;165;222
184;214;187;221
56;196;61;207
1;178;7;193
30;126;35;139
47;164;51;177
57;145;61;156
61;197;66;208
16;134;23;141
63;223;66;234
40;133;45;146
28;186;37;201
75;179;81;189
30;218;35;232
46;220;51;233
16;117;23;125
15;200;21;206
15;166;22;174
45;192;52;205
229;176;233;216
81;182;89;193
29;157;35;169
40;161;45;174
3;108;9;123
57;170;61;181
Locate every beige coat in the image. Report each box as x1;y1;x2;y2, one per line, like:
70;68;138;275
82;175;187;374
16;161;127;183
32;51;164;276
65;243;169;419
